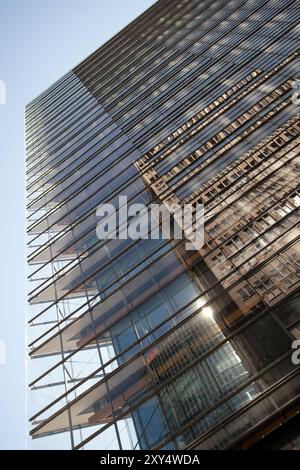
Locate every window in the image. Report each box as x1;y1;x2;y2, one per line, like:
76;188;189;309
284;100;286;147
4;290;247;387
237;284;255;301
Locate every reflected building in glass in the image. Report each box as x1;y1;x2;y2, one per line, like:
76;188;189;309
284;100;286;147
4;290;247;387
26;0;300;450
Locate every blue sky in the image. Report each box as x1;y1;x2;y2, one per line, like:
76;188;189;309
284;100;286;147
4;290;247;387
0;0;154;450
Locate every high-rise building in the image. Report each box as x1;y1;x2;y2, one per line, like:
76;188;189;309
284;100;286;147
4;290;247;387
26;0;300;450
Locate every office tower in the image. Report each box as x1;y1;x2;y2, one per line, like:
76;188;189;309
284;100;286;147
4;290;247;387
26;0;300;450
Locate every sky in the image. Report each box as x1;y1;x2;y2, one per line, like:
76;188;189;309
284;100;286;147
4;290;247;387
0;0;155;450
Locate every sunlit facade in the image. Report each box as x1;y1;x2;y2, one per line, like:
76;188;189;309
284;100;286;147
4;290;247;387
26;0;300;450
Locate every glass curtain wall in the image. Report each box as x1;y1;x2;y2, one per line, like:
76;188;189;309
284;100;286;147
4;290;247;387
26;0;300;450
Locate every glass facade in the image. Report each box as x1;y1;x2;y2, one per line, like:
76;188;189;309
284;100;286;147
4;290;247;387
26;0;300;450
